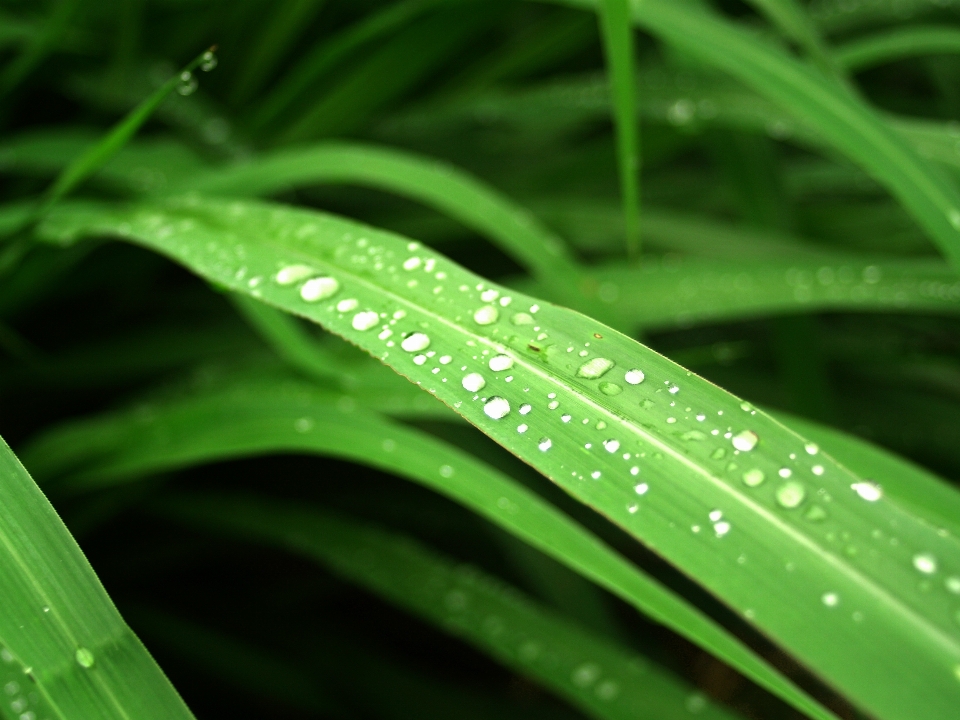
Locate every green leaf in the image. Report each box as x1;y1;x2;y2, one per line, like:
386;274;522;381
836;26;960;71
36;194;960;719
161;494;743;720
596;0;641;258
0;435;194;719
22;373;827;720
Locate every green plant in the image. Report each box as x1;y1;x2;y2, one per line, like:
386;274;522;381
1;0;960;718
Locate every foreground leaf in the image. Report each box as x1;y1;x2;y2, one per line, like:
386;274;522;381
0;436;194;720
36;195;960;719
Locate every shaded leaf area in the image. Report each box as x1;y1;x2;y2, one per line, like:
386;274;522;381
33;194;960;720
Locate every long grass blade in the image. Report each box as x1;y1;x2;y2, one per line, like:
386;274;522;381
0;436;194;719
34;194;960;719
836;25;960;71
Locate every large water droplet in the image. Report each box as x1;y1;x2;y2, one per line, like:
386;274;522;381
519;403;531;415
352;311;379;331
75;647;95;668
731;430;759;452
489;355;513;371
599;381;622;395
483;397;510;419
624;369;645;385
275;264;315;285
775;481;806;508
474;306;499;325
714;521;731;537
603;439;620;453
742;469;766;487
851;482;882;502
913;553;938;574
300;276;340;301
462;373;486;392
577;357;615;379
538;437;552;451
401;333;430;352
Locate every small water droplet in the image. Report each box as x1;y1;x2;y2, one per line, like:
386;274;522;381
538;437;552;451
946;576;960;594
300;276;340;301
634;482;648;494
603;439;620;453
200;50;218;71
624;369;645;385
630;466;640;476
483;397;510;419
474;306;499;325
913;553;938;574
275;264;315;285
668;384;679;394
812;465;824;476
480;288;499;302
804;505;828;522
401;333;430;352
682;430;707;441
742;469;766;487
294;417;313;432
336;298;359;313
517;423;528;433
462;373;486;392
708;509;723;521
821;592;839;607
599;381;623;395
176;70;198;95
511;312;534;325
851;482;882;501
778;467;792;478
439;465;454;478
710;447;726;459
489;354;513;371
561;414;572;423
805;442;819;455
571;663;600;687
75;647;95;668
714;521;731;537
950;208;960;230
731;430;759;452
352;311;380;331
518;403;532;415
577;357;615;379
776;481;806;508
403;256;422;270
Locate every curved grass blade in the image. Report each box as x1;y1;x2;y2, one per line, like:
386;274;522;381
167;142;617;323
35;195;960;718
836;25;960;71
596;0;640;258
0;436;194;720
741;0;841;80
162;494;742;720
0;0;80;100
22;374;835;720
542;0;960;270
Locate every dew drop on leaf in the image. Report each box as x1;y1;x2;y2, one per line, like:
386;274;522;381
176;70;198;95
75;647;95;668
538;438;552;451
851;482;882;502
634;483;648;494
821;592;839;607
599;381;622;395
742;469;766;487
200;50;218;71
776;481;806;508
731;430;759;452
488;354;513;371
805;442;819;455
483;396;510;419
603;439;620;453
336;298;359;312
804;505;828;522
473;306;499;325
946;576;960;594
351;311;379;331
624;369;645;385
576;357;615;379
462;373;486;392
403;257;422;270
275;264;315;285
511;312;534;325
401;333;430;352
519;403;531;415
300;276;340;301
913;553;938;574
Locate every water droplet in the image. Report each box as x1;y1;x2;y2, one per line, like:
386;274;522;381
950;208;960;230
804;505;828;522
480;289;499;302
668;384;679;394
634;483;648;494
731;430;759;452
351;311;380;331
200;50;218;71
596;679;619;700
517;424;528;433
548;400;559;410
576;357;615;379
403;256;422;270
300;276;340;301
336;298;359;313
776;481;806;508
538;438;552;451
561;414;572;423
812;465;824;476
710;447;726;459
682;430;707;441
511;312;534;325
913;553;938;574
489;354;513;371
275;264;315;285
401;333;430;352
805;442;819;455
851;482;882;501
462;373;486;392
603;439;620;453
519;403;531;415
473;306;499;325
294;417;313;432
709;510;723;522
821;592;839;607
946;576;960;594
439;465;454;478
714;521;731;537
630;466;640;476
571;663;600;687
483;397;510;419
599;381;623;395
413;354;426;366
778;467;792;478
75;647;95;668
624;369;645;385
742;469;766;487
591;470;601;479
176;70;198;95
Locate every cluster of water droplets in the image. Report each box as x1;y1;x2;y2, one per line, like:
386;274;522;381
176;49;217;96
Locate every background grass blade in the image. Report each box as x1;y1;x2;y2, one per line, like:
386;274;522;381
33;194;960;719
0;436;194;720
836;25;960;72
161;494;742;720
21;374;832;720
596;0;640;258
